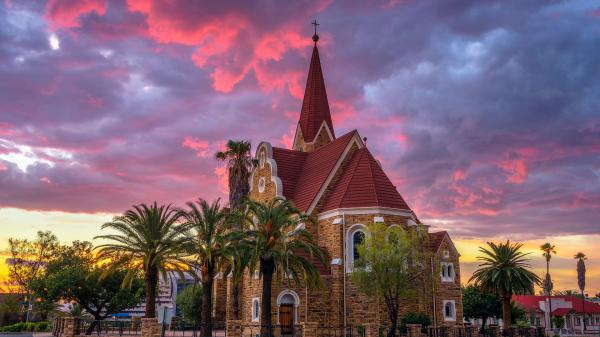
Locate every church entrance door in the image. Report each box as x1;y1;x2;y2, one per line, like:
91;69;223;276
279;304;294;335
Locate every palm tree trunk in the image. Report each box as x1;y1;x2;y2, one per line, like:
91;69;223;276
145;265;158;318
260;258;275;337
581;289;586;332
201;268;214;337
545;259;553;330
502;295;512;328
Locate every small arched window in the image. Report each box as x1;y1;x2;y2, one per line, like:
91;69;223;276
252;298;260;322
258;177;266;193
443;300;456;321
352;231;365;261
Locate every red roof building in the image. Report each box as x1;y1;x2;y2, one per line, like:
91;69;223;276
512;295;600;331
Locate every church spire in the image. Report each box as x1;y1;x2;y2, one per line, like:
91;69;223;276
293;21;335;152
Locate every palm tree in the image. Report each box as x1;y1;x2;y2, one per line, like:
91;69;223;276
574;252;587;331
95;203;187;318
215;140;256;210
541;242;556;327
469;241;540;327
180;198;241;337
215;139;256;319
240;198;325;337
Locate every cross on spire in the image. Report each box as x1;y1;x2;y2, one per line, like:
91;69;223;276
311;20;320;44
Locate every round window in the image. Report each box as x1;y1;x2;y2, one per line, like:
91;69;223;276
258;177;266;193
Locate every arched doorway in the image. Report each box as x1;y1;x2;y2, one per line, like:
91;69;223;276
277;290;299;335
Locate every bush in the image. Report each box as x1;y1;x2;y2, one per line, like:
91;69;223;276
0;321;51;332
401;312;431;332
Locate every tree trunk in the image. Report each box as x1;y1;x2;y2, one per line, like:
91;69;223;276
232;281;240;320
85;314;102;335
502;296;512;328
145;265;158;318
581;290;586;332
260;258;275;337
201;267;214;337
386;298;398;337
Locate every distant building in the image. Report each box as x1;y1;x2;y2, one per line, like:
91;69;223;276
117;272;197;320
513;295;600;332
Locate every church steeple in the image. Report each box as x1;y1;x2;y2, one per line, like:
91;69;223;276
292;21;335;152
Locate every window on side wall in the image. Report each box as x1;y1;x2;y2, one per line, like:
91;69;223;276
443;300;456;321
441;262;455;282
252;297;260;322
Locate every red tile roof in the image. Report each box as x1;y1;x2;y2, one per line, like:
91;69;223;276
272;130;357;211
427;231;447;252
321;148;411;212
512;295;600;314
298;45;335;142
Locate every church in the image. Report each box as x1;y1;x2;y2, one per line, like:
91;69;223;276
216;30;463;331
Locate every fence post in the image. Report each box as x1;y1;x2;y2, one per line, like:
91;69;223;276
59;317;79;337
142;318;162;337
407;324;423;337
301;322;318;337
226;320;241;337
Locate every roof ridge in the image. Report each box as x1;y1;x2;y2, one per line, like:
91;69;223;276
337;148;364;209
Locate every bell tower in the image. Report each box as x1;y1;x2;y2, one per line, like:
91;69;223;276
292;21;335;152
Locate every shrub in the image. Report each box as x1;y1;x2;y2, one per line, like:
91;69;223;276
0;321;51;332
401;312;432;332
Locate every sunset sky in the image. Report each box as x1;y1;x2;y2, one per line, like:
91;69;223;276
1;0;599;294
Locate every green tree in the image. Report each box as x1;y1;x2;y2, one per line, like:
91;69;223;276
215;139;256;319
95;202;188;318
180;198;241;337
175;285;202;324
469;241;540;327
574;252;587;331
240;198;325;337
351;223;428;337
7;231;60;322
30;241;144;334
540;243;556;327
462;284;501;329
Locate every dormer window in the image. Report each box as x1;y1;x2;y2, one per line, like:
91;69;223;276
259;151;266;168
441;262;455;282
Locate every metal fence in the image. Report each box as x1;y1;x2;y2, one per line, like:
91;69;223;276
166;322;226;337
78;320;142;336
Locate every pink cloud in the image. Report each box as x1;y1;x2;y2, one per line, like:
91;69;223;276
0;161;6;171
498;158;528;184
182;137;210;157
45;0;108;29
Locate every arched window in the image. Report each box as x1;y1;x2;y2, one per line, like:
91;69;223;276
258;177;266;193
443;300;456;321
252;298;260;322
346;225;367;272
441;262;455;282
353;231;365;261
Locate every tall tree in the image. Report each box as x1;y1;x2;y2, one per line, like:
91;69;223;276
540;242;556;327
351;223;429;337
215;140;255;210
215;139;256;319
95;202;188;318
574;252;587;331
240;198;325;337
31;241;143;334
180;198;241;337
469;241;540;327
7;231;60;322
462;285;502;330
